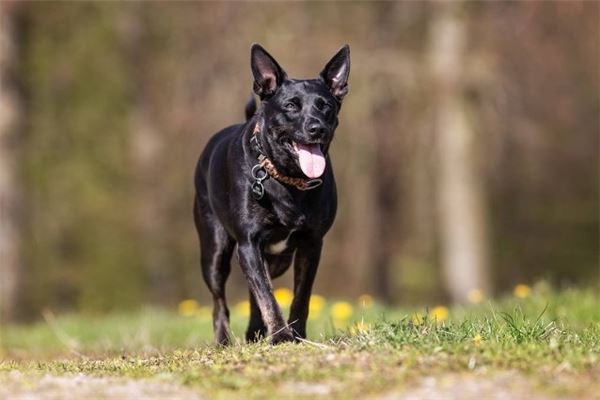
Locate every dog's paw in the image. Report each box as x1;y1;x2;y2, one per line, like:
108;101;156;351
269;328;295;345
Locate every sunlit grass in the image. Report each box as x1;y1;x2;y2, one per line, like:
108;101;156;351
1;283;598;359
1;284;598;398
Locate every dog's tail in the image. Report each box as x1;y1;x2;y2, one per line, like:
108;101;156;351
244;93;257;121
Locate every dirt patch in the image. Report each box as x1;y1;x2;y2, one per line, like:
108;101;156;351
0;371;202;400
1;369;597;399
377;370;599;400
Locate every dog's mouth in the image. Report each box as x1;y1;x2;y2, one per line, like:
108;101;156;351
291;140;326;179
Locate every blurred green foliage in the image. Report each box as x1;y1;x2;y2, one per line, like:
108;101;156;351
21;3;143;313
8;2;599;317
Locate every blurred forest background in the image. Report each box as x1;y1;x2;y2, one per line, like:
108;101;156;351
0;1;598;322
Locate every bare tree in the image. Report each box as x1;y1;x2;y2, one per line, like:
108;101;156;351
0;1;22;322
430;2;491;303
120;6;178;304
372;93;401;303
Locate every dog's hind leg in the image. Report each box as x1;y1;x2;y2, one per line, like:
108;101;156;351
194;195;235;345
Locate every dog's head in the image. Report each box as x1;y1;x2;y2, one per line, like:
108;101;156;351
250;44;350;179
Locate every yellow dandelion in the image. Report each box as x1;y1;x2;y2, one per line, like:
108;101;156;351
472;334;482;347
430;305;449;322
350;320;370;335
467;289;484;304
411;312;424;325
358;294;374;309
178;299;199;317
330;301;354;321
513;284;531;299
274;288;293;308
235;300;250;317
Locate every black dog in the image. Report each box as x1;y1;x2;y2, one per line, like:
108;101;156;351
193;44;350;345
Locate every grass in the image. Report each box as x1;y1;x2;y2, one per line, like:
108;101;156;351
1;284;599;398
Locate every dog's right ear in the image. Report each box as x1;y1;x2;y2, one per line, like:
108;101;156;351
251;44;287;99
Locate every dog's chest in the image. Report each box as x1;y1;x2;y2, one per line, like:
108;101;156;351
262;197;308;255
267;189;309;229
265;229;297;255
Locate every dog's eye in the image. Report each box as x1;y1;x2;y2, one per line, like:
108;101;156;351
284;102;299;112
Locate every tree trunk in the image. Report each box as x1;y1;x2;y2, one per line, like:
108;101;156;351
430;3;491;303
120;6;178;304
0;2;22;322
372;95;401;303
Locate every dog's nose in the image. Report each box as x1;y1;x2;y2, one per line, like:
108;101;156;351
306;123;326;138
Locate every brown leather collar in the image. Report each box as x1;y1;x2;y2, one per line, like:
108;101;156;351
251;122;323;192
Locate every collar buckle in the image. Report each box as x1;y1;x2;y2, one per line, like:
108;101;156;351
299;178;323;191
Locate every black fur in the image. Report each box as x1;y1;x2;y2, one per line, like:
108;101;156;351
194;44;350;345
244;94;257;121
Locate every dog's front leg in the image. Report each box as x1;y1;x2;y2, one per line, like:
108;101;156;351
237;241;294;344
288;238;323;339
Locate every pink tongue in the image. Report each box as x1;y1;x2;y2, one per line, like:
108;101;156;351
297;143;326;178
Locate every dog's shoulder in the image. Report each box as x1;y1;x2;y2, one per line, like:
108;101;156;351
196;123;246;181
205;123;244;147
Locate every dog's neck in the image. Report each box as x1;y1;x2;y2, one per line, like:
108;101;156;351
249;121;322;192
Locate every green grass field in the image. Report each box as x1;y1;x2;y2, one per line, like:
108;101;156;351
1;284;599;399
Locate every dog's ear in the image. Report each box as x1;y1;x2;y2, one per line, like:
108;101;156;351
320;45;350;101
251;44;287;99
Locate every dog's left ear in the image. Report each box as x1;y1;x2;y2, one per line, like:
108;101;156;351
320;45;350;101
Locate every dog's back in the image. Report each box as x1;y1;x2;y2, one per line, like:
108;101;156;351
196;95;256;193
195;125;240;184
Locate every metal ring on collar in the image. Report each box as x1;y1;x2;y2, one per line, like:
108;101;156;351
251;164;269;182
299;178;323;191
